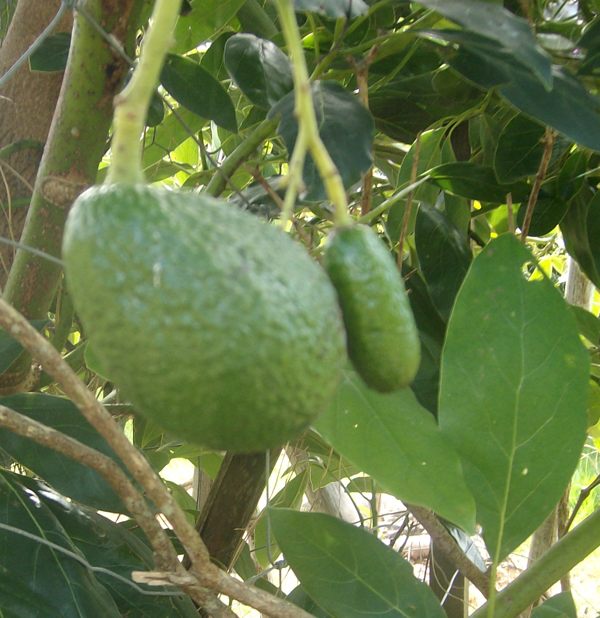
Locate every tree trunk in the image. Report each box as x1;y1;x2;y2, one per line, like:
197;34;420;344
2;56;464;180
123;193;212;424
0;0;72;284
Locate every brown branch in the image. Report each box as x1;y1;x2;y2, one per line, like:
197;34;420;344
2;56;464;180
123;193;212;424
0;297;311;618
408;504;492;599
0;403;177;566
520;128;555;241
0;403;233;614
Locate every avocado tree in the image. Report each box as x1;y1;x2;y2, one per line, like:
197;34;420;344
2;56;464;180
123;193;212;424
0;0;599;617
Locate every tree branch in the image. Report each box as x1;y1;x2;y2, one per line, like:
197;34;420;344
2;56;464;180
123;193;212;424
0;297;312;618
408;504;492;598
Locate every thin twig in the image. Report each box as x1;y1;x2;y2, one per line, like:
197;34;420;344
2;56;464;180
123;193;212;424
397;132;421;266
565;473;600;532
408;504;492;599
0;403;179;566
0;298;312;618
520;128;555;242
351;46;378;217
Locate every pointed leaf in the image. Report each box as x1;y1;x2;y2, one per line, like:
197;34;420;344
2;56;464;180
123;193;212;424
294;0;368;18
172;0;245;54
419;0;552;87
315;370;476;532
224;34;293;109
0;393;129;512
270;509;445;618
428;162;529;203
515;196;567;236
0;469;120;617
38;485;198;617
531;592;577;617
29;32;70;72
0;320;47;373
450;50;600;152
561;190;600;288
161;54;237;132
415;204;472;321
269;81;374;201
439;234;588;562
494;114;545;183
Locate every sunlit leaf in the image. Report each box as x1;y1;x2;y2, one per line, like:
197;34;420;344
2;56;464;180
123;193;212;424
270;509;445;617
439;234;588;562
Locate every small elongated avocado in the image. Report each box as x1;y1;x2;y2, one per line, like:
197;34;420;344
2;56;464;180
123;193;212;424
62;184;346;452
323;224;420;392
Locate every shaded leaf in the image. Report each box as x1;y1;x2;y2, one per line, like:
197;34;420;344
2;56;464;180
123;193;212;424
287;585;331;617
428;162;529;203
494;114;545;183
571;305;600;346
224;34;293;109
315;370;476;532
294;0;368;18
415;204;472;321
269;81;374;200
29;32;70;72
0;469;120;617
0;393;129;512
271;509;445;617
161;54;237;132
0;319;47;373
561;190;600;288
531;591;577;617
420;0;552;87
370;68;481;143
439;234;588;562
172;0;245;54
450;49;600;152
515;196;567;236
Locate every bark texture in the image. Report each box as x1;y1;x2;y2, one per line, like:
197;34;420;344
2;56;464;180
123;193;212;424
0;0;72;284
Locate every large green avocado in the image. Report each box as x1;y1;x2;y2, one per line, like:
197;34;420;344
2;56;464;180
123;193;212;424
323;224;420;392
62;184;346;452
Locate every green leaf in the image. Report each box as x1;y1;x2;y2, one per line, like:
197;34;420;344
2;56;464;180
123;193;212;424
294;0;368;18
420;0;551;87
287;586;331;617
269;81;374;200
450;49;600;152
494;114;545;183
438;234;589;562
161;54;237;132
315;370;476;532
428;162;529;203
515;196;567;237
270;509;445;618
0;319;47;373
12;474;197;617
415;204;472;321
172;0;245;54
561;190;600;288
29;32;70;72
571;305;600;346
0;393;129;512
254;471;308;568
224;34;293;109
0;469;121;617
531;591;577;617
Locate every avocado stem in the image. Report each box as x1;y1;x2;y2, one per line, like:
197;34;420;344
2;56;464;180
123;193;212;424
274;0;352;227
106;0;183;185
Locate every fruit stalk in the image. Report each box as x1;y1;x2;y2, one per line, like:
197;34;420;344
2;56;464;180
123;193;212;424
273;0;351;226
106;0;183;185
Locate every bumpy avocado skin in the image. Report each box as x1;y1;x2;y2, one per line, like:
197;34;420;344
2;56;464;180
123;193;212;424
323;224;420;392
62;185;346;452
